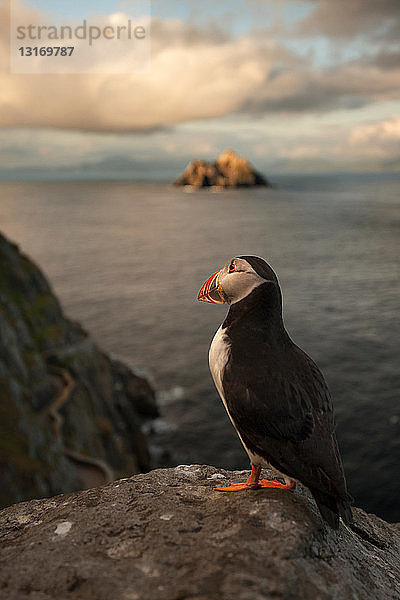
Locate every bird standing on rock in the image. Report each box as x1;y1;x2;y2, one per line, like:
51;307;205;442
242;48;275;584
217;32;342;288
198;256;352;529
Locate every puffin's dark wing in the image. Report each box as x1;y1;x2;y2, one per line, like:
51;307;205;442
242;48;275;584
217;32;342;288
226;373;316;442
222;344;334;444
222;347;352;527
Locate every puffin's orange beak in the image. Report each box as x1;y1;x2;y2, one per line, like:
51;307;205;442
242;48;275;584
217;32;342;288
197;269;225;304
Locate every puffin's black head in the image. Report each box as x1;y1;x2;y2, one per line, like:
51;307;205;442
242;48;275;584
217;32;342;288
198;256;280;305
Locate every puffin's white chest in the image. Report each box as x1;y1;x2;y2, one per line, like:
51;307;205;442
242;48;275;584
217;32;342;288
208;325;230;401
208;324;273;471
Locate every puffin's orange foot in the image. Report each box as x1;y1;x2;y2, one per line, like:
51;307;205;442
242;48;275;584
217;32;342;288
258;478;296;490
213;467;296;493
214;482;260;492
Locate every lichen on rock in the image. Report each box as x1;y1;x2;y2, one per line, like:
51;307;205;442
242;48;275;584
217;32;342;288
0;465;399;600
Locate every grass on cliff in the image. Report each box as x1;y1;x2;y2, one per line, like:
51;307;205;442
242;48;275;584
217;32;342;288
0;378;50;506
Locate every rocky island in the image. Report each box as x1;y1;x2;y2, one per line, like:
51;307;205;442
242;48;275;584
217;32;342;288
0;465;399;599
0;232;159;508
174;149;271;188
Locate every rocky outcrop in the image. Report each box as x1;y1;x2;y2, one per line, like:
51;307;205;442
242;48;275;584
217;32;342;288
0;232;158;508
0;465;399;600
174;149;271;188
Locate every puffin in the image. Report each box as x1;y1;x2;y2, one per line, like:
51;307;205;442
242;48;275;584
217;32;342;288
198;256;352;529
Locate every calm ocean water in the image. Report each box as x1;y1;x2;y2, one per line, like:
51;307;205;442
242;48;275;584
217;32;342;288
0;175;399;521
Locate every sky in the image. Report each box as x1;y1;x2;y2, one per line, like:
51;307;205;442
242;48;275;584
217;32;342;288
1;0;400;178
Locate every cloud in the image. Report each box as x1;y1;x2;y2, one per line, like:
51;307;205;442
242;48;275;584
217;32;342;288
349;116;400;148
242;61;400;115
0;2;277;131
274;115;400;169
1;110;399;177
0;0;400;142
296;0;400;39
366;50;400;71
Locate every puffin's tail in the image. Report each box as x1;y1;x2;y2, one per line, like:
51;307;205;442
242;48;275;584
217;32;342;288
311;489;353;529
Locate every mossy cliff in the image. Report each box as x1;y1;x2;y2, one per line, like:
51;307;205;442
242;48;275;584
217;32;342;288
0;232;158;508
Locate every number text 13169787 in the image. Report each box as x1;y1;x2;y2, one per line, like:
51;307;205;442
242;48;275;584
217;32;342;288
19;47;75;57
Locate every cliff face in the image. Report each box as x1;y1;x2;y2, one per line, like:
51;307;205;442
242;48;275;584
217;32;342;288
174;149;271;188
0;465;399;600
0;232;158;508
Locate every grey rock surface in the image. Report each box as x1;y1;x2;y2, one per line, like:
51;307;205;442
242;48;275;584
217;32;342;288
0;465;399;600
174;149;271;188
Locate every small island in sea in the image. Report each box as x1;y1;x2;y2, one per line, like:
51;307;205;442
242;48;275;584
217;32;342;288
174;149;272;189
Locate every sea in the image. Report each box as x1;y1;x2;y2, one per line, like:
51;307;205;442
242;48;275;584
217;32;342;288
0;174;399;522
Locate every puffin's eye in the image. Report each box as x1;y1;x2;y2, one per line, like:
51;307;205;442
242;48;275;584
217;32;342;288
228;262;236;273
